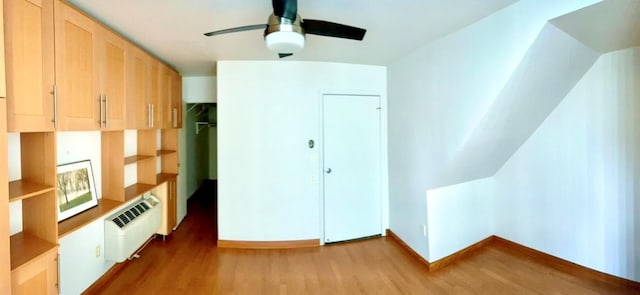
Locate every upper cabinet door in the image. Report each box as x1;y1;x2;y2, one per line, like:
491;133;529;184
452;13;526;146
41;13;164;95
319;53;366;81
54;0;100;130
170;70;182;128
125;44;148;129
0;0;7;99
158;63;172;129
4;0;55;132
97;26;126;130
147;57;160;129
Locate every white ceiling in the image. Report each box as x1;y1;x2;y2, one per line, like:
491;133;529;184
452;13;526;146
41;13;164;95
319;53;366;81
67;0;516;76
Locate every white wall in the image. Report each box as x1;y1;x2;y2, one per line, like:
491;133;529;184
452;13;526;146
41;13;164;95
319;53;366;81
59;216;110;295
387;0;600;262
217;61;387;241
183;76;216;103
495;48;640;281
426;177;494;261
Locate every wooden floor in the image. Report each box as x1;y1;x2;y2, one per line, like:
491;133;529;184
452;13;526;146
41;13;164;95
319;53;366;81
88;184;639;294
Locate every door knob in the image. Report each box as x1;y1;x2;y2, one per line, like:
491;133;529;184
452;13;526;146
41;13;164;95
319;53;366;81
326;168;332;174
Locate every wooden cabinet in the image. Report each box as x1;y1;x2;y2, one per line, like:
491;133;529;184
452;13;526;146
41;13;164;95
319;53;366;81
54;1;127;131
54;0;99;130
158;64;172;129
4;0;55;132
125;44;147;129
170;70;182;128
126;45;161;129
96;26;126;130
147;58;161;129
167;178;177;231
154;178;176;236
0;0;6;99
11;248;58;295
1;0;182;293
0;101;11;294
158;65;182;129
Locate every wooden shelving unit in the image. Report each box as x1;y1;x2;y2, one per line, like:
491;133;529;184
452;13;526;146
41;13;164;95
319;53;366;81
2;1;183;291
5;132;59;291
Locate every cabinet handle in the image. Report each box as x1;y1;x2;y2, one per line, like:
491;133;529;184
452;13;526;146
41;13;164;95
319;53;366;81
151;104;155;128
148;104;152;128
56;253;60;293
98;94;103;127
172;107;177;128
52;85;58;129
104;95;109;127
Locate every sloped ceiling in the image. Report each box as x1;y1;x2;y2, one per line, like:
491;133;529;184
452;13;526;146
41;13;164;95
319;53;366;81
551;0;640;53
66;0;516;75
441;24;600;186
438;0;640;187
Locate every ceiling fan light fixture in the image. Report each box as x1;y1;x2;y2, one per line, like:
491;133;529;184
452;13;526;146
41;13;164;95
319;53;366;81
265;30;305;53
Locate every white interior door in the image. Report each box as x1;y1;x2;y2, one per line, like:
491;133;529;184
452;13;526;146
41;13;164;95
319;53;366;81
323;94;381;243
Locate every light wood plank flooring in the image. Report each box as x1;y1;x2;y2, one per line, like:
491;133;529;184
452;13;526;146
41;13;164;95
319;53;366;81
87;186;639;294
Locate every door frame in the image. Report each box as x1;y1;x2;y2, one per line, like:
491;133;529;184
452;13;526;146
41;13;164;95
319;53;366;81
318;91;388;245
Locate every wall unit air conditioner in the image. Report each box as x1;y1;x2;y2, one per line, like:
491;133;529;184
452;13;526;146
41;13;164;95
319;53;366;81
104;195;161;262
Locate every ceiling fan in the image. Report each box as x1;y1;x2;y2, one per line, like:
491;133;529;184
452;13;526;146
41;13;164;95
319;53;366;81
203;0;367;58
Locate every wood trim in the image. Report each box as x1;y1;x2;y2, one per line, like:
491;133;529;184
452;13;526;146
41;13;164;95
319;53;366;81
385;229;430;270
491;236;640;289
386;230;640;288
81;260;130;295
429;235;496;272
217;239;320;249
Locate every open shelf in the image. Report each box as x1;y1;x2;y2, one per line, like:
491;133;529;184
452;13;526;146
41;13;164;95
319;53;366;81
157;173;178;184
10;232;58;271
156;149;176;156
124;183;156;201
8;180;56;203
124;154;154;165
58;198;124;238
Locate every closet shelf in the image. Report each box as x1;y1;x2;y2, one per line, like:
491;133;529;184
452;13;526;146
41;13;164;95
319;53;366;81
195;121;216;134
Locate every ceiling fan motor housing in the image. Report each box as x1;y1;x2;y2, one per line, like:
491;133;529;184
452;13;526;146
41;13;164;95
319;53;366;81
264;14;305;53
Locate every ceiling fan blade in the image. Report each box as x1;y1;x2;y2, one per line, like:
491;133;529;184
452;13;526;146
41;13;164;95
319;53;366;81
279;53;293;58
302;19;366;40
204;24;267;37
272;0;297;20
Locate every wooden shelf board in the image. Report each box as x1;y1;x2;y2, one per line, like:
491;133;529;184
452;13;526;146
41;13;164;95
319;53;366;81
156;149;176;156
58;198;124;238
124;154;154;165
10;232;58;271
156;173;178;184
124;183;156;201
8;180;56;203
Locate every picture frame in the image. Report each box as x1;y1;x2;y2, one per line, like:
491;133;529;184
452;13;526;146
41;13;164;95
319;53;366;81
57;160;98;222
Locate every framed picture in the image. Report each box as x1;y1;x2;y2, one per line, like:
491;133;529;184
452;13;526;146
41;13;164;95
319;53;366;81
57;160;98;222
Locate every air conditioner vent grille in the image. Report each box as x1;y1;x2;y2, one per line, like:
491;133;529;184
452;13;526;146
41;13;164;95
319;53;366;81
111;200;154;229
